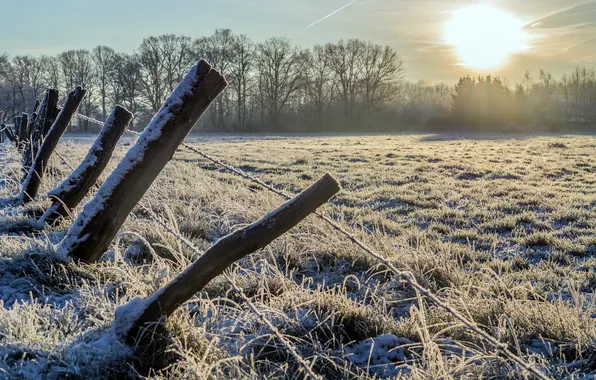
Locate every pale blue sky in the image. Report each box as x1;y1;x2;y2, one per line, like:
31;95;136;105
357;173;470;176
0;0;594;83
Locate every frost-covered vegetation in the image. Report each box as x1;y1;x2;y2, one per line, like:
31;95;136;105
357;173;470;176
0;133;595;378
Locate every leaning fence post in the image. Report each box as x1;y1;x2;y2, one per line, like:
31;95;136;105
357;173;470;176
22;89;59;175
57;59;227;263
40;105;133;224
123;173;340;342
19;87;87;204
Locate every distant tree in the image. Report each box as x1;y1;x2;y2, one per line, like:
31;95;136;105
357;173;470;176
59;50;97;130
194;29;236;130
302;45;335;131
326;39;364;126
113;53;143;119
92;46;117;119
256;38;304;131
138;36;167;113
451;75;512;130
229;34;255;131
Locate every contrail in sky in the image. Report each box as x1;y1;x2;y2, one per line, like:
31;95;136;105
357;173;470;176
303;0;360;30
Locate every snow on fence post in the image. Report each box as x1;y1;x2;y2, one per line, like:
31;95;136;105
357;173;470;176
19;87;87;205
123;173;341;343
22;89;59;176
0;124;5;144
57;59;227;263
40;105;133;225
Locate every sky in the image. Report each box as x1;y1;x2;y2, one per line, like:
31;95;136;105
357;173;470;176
0;0;594;84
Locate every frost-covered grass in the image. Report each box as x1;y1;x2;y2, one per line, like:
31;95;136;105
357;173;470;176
0;133;595;378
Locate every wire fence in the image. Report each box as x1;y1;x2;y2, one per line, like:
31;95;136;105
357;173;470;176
59;110;550;379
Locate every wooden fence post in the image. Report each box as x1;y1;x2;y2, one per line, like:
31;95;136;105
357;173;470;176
40;105;133;225
19;87;87;204
22;89;59;175
124;173;340;342
0;124;5;144
57;59;227;263
18;113;29;150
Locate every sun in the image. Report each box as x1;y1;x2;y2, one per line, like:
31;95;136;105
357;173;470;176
443;4;530;70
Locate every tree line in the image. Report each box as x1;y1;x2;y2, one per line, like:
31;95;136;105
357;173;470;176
429;68;596;132
0;30;412;132
0;29;594;133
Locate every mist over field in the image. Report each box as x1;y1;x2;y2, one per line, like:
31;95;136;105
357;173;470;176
0;1;595;379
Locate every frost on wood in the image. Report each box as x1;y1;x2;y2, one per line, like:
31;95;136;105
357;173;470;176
20;86;87;205
41;105;133;226
58;59;227;263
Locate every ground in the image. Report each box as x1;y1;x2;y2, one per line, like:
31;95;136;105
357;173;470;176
0;133;595;379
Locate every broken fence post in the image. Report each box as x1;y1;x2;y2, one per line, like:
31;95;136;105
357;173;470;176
22;89;59;176
58;59;227;263
20;87;87;205
40;105;133;225
124;173;340;342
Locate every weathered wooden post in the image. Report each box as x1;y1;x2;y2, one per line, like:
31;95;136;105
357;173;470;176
19;87;87;204
40;105;133;224
0;124;5;144
22;89;59;175
18;113;29;144
57;60;227;263
123;173;340;343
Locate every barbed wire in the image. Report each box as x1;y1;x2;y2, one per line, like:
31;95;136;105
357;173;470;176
65;110;548;379
137;203;322;380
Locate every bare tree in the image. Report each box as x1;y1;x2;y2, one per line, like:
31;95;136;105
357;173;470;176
113;54;143;119
230;34;255;131
303;45;335;130
41;55;62;90
326;39;365;125
361;42;403;116
194;29;236;129
59;50;96;130
92;45;117;119
138;36;167;113
257;38;303;130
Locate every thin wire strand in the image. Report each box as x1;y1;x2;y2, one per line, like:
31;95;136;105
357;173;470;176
137;204;322;380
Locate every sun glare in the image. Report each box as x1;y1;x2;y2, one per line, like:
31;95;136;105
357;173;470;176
443;5;529;70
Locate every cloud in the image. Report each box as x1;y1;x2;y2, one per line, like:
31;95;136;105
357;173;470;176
525;1;596;29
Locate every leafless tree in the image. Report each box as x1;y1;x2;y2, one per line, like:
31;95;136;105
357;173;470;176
303;45;335;130
195;29;236;129
92;46;117;119
257;38;304;130
230;34;255;131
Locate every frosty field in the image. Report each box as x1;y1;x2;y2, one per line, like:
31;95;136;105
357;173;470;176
0;133;595;378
